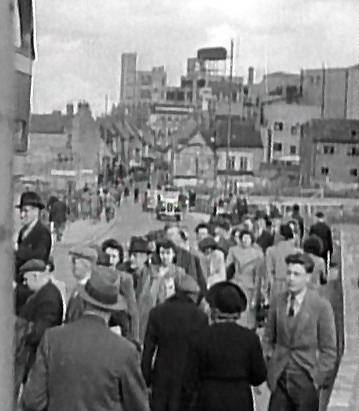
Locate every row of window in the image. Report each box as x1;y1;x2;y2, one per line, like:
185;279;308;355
319;145;359;156
273;143;297;154
321;167;358;177
227;156;249;171
273;122;298;135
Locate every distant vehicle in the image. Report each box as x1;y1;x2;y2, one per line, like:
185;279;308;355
143;189;160;211
156;187;182;221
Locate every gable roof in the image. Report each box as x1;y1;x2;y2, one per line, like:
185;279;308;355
307;119;359;144
214;118;263;149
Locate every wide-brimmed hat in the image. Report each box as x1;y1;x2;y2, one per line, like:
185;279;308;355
19;259;46;274
207;281;247;314
16;191;44;210
176;275;200;294
198;237;218;253
78;266;127;311
129;236;150;254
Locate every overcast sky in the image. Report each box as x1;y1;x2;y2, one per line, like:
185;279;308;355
32;0;358;115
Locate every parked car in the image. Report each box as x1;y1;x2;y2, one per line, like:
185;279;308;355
156;186;182;221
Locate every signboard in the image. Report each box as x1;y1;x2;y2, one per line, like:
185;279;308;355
197;47;227;61
51;169;76;177
152;104;194;115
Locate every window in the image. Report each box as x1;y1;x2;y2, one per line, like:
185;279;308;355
239;156;248;170
228;156;235;169
321;167;329;175
290;145;297;154
140;89;151;99
350;168;358;177
273;142;282;152
323;145;335;154
274;121;284;131
14;120;28;153
347;146;359;156
290;126;297;135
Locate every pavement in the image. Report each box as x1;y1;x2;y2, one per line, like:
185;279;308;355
327;226;359;411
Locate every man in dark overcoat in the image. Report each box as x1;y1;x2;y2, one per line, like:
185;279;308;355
309;211;333;264
18;259;63;381
15;191;52;277
142;275;207;411
22;266;150;411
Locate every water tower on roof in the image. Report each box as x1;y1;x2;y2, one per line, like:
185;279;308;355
197;47;228;77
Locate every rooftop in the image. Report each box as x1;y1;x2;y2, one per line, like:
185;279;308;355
307;119;359;143
29;112;69;134
214;118;263;149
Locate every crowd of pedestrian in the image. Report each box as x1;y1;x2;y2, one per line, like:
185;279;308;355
13;188;337;411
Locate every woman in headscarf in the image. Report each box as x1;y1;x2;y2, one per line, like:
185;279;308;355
137;238;186;342
180;281;266;411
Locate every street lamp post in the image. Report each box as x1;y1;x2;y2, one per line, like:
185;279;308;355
224;39;234;198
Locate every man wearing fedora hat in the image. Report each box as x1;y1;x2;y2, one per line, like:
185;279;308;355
15;191;52;276
180;281;266;411
23;265;150;411
142;275;207;411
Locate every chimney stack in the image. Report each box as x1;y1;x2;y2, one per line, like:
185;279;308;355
66;103;74;117
248;66;254;86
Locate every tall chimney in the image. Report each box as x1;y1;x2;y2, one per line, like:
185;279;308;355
66;103;74;117
248;66;254;85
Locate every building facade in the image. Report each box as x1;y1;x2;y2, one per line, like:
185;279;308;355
260;102;321;163
301;65;359;120
120;53;137;103
300;119;359;186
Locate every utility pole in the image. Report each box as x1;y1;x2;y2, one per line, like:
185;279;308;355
225;39;234;197
0;1;15;410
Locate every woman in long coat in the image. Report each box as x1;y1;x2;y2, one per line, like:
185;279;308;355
180;281;267;411
137;238;186;342
226;230;264;328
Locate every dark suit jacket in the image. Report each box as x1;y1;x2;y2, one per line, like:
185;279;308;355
256;230;274;253
142;293;208;411
263;288;337;391
309;221;333;259
49;200;68;223
16;220;52;278
23;315;150;411
180;322;266;411
19;281;63;377
175;247;207;294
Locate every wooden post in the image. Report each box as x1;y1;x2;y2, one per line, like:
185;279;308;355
0;0;15;409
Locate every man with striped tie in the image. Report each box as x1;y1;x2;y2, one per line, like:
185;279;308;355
263;253;337;411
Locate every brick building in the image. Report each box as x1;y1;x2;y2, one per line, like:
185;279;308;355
300;119;359;187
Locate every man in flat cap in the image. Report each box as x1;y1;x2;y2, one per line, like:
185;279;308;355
142;275;207;411
23;266;150;411
17;259;63;382
264;253;337;411
65;247;98;323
